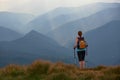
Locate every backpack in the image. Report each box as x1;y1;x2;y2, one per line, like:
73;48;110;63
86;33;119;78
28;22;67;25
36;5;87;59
77;37;87;49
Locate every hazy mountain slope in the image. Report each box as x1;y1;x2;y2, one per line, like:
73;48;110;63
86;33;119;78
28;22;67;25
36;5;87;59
0;12;34;33
27;3;120;34
84;20;120;66
48;7;120;46
0;27;23;41
0;30;72;67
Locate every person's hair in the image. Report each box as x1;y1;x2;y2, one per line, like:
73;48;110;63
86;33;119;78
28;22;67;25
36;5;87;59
78;31;82;37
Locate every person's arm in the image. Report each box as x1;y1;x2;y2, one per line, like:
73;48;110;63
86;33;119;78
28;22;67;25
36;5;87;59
74;37;78;49
83;37;88;47
85;40;88;55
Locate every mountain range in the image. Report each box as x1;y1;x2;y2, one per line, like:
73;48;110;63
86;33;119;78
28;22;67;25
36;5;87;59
0;3;120;35
26;3;120;34
0;30;73;67
0;2;120;67
48;7;120;46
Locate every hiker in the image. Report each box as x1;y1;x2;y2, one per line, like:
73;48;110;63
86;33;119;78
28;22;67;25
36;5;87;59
74;31;88;69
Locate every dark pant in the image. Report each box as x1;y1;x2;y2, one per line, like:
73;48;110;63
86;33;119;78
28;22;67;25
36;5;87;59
77;51;85;61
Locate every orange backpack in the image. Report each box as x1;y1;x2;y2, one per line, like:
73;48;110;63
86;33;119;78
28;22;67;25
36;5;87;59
77;37;87;49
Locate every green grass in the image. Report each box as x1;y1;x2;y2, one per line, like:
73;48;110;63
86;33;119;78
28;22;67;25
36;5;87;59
0;60;120;80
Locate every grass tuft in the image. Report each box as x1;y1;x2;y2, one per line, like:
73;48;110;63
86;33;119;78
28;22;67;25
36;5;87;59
0;60;120;80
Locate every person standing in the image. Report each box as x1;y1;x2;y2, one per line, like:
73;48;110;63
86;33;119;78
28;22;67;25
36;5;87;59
74;31;88;69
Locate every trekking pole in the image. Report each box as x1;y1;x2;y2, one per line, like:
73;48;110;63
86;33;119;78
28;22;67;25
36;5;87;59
85;60;88;68
74;48;77;65
85;46;88;68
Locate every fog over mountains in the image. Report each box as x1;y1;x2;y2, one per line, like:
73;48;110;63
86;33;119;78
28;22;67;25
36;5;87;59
26;3;120;34
48;7;120;46
0;12;34;33
0;2;120;67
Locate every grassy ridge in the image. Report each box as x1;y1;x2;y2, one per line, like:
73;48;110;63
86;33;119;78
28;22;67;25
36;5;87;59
0;60;120;80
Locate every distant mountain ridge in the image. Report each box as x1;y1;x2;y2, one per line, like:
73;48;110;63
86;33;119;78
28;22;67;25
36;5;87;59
0;12;34;33
0;26;23;41
26;3;120;34
47;7;120;46
0;30;72;67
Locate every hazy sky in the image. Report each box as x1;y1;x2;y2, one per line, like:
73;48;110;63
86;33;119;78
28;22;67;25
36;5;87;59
0;0;120;15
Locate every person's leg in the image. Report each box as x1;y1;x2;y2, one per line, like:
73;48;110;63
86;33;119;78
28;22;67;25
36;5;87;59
79;61;85;69
82;61;85;69
79;61;82;69
78;51;85;69
80;51;86;69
